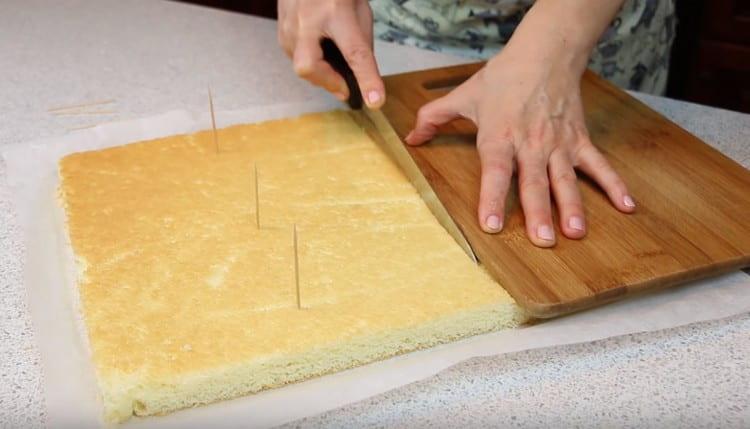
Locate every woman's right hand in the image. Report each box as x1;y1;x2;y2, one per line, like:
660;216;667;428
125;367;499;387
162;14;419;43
277;0;385;108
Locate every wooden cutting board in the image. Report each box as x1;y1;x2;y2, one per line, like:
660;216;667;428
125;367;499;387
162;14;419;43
380;62;750;318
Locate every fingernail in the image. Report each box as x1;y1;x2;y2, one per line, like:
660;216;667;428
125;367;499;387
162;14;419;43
623;195;636;208
367;90;381;105
537;225;554;241
569;216;585;231
485;215;502;231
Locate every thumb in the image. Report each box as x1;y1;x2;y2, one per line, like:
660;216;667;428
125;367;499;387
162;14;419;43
405;92;463;146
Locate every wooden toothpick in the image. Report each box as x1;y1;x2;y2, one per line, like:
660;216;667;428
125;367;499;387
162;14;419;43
293;224;301;310
47;99;115;113
65;123;101;131
208;87;219;154
51;109;118;116
254;163;260;229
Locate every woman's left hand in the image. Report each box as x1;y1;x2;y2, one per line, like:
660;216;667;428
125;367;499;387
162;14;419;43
405;49;636;247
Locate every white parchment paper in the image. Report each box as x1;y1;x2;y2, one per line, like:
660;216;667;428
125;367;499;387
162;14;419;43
3;101;749;429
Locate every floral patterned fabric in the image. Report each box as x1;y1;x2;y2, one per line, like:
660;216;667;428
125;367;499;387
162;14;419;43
371;0;676;94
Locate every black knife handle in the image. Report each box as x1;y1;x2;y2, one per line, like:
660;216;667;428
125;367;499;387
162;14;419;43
321;38;363;110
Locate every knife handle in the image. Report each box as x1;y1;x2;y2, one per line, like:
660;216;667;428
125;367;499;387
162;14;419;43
321;38;363;110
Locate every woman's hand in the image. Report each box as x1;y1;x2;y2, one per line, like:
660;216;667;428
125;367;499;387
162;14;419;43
406;0;632;247
405;49;635;247
277;0;385;108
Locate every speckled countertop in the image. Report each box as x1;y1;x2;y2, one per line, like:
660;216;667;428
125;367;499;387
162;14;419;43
0;1;748;428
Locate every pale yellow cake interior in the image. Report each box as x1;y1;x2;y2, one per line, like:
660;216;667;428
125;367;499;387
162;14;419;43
58;110;526;423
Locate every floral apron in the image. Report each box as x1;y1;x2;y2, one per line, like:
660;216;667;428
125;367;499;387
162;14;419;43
371;0;676;94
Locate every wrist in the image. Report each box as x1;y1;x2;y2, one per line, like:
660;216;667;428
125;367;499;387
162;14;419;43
488;36;588;84
501;26;591;78
496;0;626;77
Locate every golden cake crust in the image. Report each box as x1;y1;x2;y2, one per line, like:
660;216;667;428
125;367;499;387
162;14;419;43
58;110;525;423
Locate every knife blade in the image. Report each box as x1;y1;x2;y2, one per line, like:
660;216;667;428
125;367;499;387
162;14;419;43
322;38;477;262
349;109;477;262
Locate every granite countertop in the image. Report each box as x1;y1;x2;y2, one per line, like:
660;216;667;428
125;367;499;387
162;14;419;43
1;1;748;428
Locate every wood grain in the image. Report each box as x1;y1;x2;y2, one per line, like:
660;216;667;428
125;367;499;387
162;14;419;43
381;62;750;318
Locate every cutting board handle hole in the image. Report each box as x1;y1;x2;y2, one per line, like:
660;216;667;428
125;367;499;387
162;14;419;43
422;75;472;91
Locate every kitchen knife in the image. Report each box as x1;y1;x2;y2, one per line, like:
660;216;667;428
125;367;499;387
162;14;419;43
321;38;363;110
321;38;477;262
